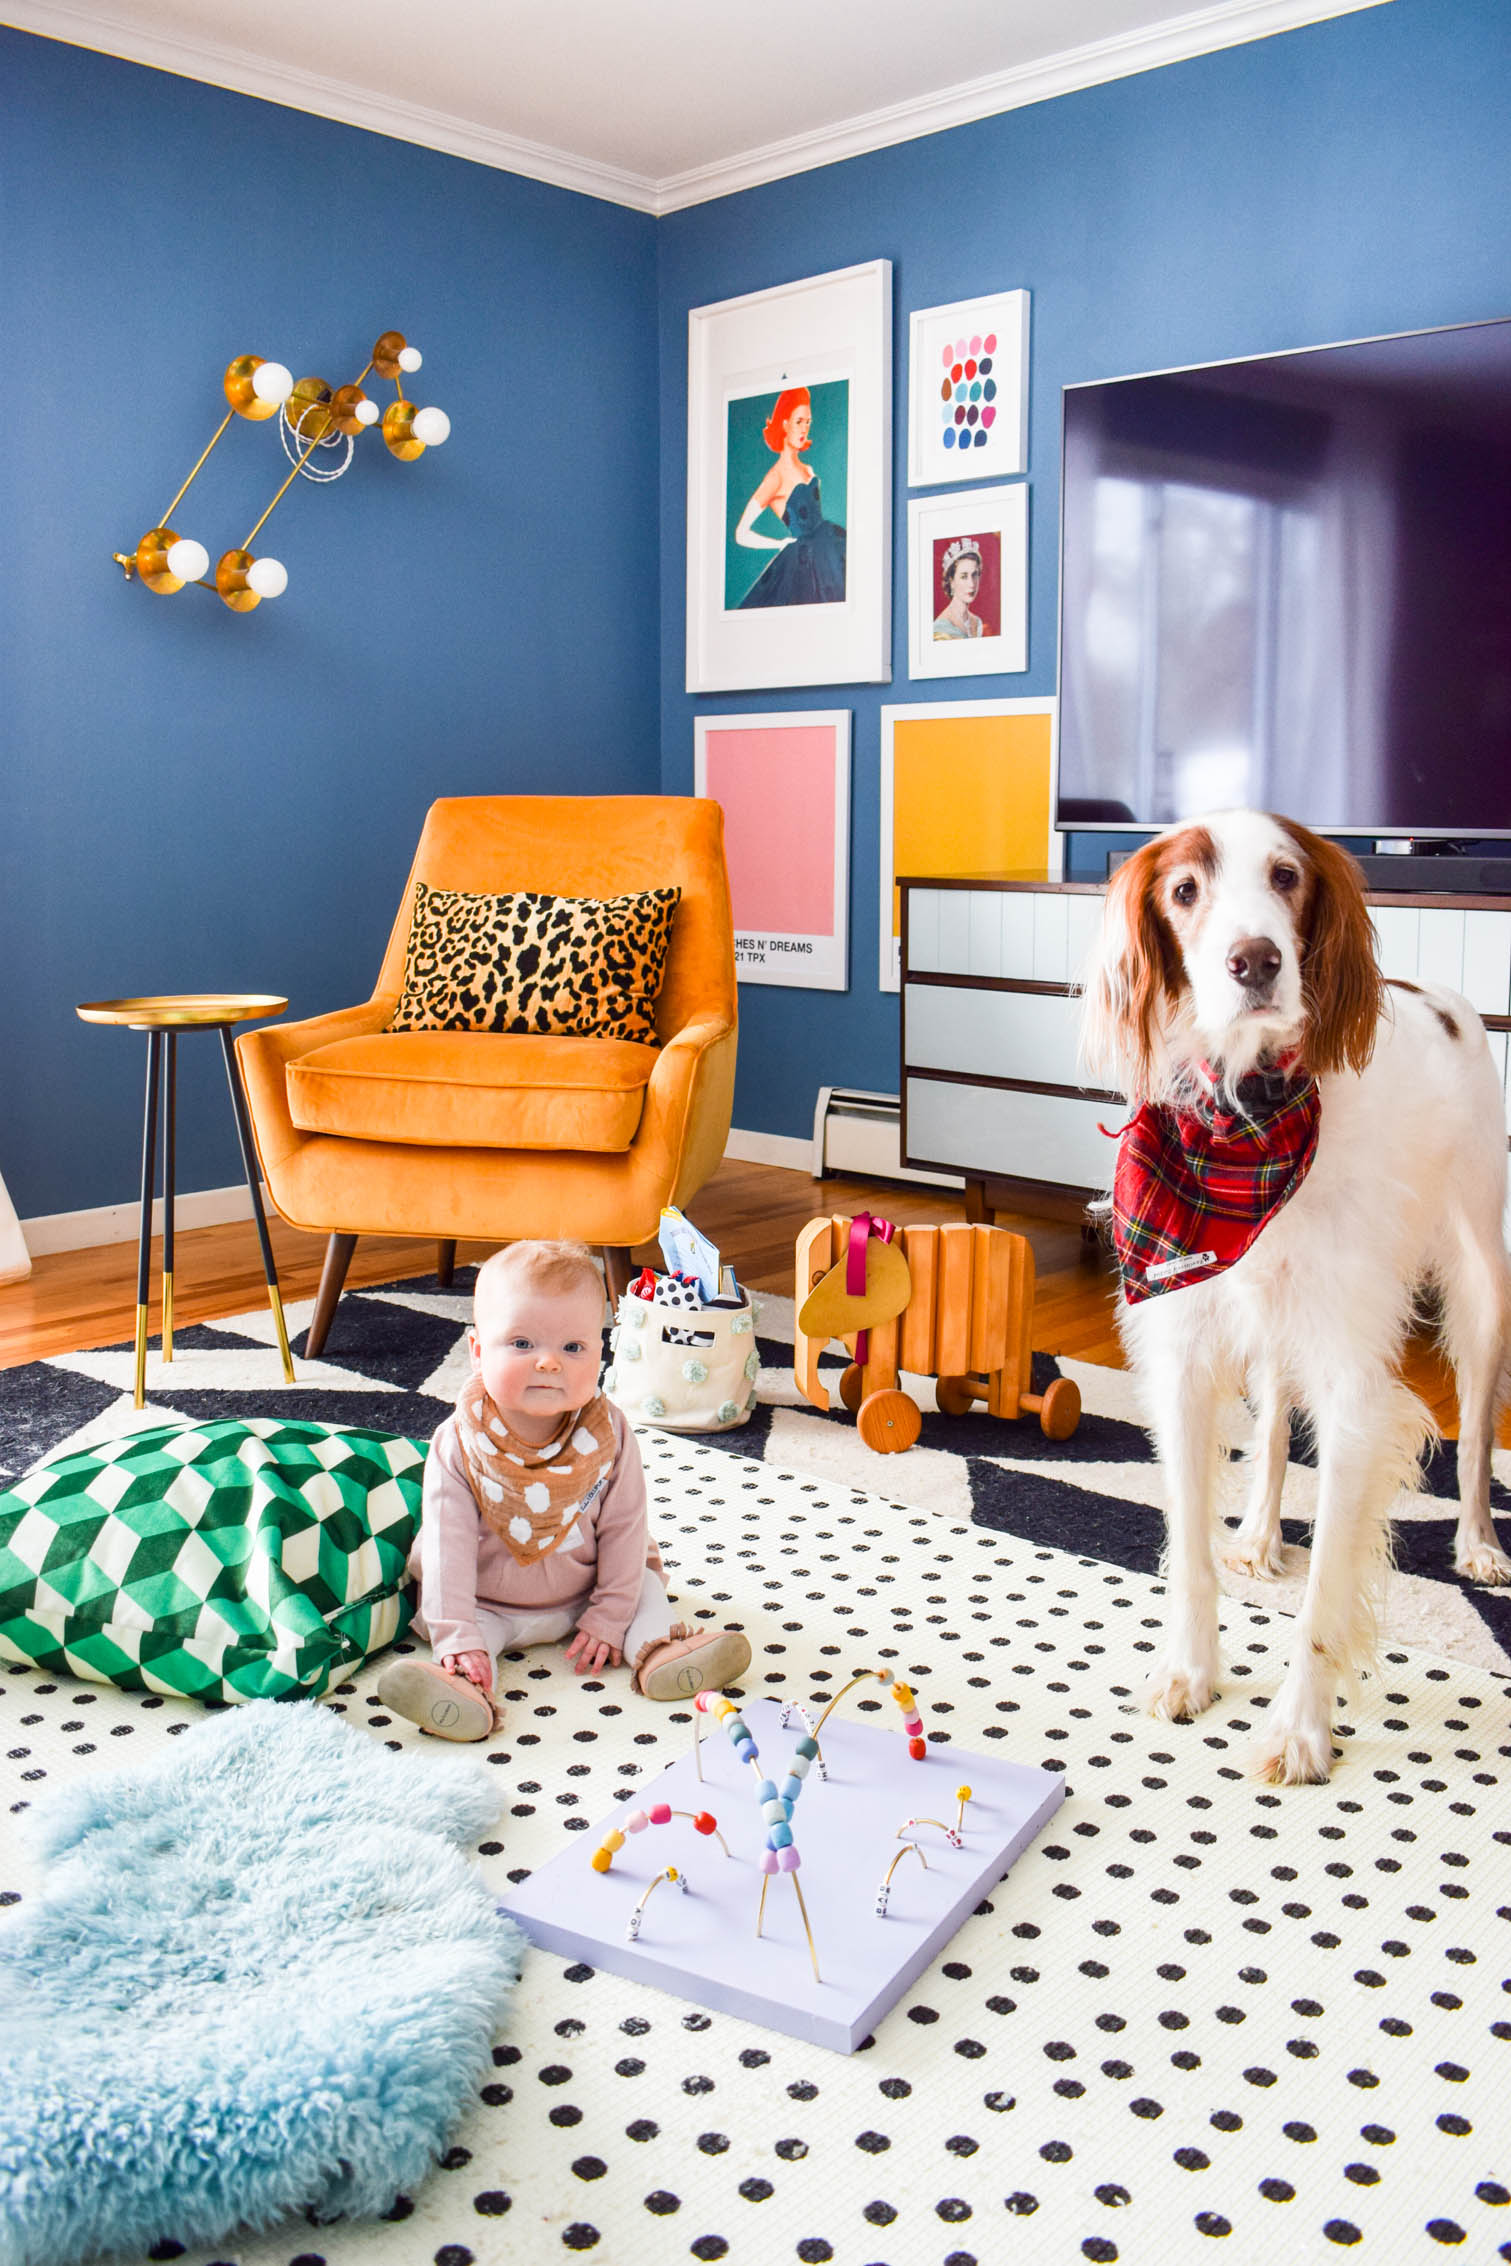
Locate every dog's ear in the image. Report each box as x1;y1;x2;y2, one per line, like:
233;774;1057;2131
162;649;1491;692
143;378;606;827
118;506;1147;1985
1279;818;1382;1076
1080;837;1185;1102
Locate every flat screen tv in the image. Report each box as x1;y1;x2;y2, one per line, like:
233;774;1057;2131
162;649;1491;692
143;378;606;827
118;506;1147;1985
1055;317;1511;842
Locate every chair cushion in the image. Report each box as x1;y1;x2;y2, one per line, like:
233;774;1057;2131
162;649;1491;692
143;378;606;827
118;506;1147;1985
388;882;680;1044
0;1420;424;1703
287;1031;656;1151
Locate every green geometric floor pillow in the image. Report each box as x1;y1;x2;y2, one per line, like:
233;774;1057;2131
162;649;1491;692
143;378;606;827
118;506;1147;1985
0;1418;425;1704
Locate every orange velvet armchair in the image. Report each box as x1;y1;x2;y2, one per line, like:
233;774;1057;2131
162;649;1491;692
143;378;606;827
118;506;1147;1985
237;795;738;1353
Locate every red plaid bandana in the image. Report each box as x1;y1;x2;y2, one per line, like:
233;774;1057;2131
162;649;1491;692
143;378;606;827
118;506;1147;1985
1111;1062;1320;1304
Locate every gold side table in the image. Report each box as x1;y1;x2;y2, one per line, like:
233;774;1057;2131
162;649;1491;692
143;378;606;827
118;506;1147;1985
76;994;296;1408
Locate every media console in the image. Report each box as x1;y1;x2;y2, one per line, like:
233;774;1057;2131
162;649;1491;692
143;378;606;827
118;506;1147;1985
899;874;1511;1217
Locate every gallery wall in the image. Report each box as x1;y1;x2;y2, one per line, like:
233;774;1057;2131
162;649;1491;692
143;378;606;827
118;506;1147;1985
2;29;661;1221
657;0;1511;1146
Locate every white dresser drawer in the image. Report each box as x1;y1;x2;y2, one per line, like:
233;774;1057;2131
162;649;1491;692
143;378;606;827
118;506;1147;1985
905;983;1085;1088
904;886;1102;982
905;1077;1115;1191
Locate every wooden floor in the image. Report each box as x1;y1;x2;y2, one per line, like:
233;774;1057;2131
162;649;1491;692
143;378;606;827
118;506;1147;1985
0;1156;1471;1434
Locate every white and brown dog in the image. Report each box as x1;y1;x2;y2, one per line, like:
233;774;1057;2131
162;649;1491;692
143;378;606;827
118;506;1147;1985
1081;809;1510;1784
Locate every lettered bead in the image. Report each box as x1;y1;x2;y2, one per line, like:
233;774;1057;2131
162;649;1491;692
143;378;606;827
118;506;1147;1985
758;1849;779;1874
590;1847;613;1872
794;1736;818;1760
693;1812;717;1836
777;1845;801;1872
649;1802;671;1826
603;1828;625;1852
624;1810;649;1834
767;1820;793;1849
908;1736;927;1760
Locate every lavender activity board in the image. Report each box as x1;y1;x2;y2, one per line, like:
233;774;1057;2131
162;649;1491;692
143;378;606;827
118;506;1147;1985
500;1695;1065;2053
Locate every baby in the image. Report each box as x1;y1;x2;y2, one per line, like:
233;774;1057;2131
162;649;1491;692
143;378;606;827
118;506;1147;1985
378;1238;751;1741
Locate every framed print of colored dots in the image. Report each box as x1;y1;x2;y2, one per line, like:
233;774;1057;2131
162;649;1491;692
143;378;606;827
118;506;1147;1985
908;289;1030;487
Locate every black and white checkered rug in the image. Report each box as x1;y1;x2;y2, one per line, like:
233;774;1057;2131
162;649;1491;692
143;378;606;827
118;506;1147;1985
2;1268;1508;1677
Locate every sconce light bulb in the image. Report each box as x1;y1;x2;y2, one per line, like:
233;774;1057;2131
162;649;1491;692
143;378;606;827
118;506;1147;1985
411;406;451;447
165;537;210;584
355;397;381;427
247;555;288;600
397;346;423;373
251;360;294;407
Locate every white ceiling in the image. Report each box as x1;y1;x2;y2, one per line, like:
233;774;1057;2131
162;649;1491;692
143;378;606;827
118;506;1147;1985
11;0;1388;211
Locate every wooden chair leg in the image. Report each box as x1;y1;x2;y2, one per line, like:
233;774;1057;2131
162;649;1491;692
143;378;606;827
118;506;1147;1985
601;1246;635;1305
306;1232;357;1357
436;1239;457;1288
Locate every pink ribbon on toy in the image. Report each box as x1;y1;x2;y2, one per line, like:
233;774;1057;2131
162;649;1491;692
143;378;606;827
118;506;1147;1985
848;1211;897;1365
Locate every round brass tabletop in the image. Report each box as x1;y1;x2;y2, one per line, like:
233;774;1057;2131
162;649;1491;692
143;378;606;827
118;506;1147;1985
76;993;288;1030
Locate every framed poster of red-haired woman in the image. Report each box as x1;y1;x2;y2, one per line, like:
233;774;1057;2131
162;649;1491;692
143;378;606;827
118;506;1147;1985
686;261;892;692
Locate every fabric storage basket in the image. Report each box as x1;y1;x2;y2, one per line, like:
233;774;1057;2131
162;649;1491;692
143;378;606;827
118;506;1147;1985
603;1291;759;1432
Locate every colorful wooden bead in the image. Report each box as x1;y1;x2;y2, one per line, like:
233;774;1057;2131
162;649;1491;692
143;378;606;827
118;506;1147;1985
761;1798;790;1825
794;1737;818;1761
603;1828;625;1852
755;1779;778;1803
625;1810;649;1833
692;1812;717;1836
777;1845;801;1871
892;1681;913;1705
908;1736;927;1760
758;1849;779;1873
649;1802;671;1825
767;1820;793;1848
734;1741;757;1763
590;1848;612;1872
780;1775;803;1803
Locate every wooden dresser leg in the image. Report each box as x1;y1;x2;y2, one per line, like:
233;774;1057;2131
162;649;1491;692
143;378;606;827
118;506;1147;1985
307;1232;357;1357
964;1178;989;1225
436;1239;457;1288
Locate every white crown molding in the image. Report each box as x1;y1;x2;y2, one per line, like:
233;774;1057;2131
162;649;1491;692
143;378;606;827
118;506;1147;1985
7;0;1389;215
3;0;664;209
651;0;1391;212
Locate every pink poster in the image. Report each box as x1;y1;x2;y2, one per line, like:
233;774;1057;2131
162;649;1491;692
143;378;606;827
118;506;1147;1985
694;713;850;989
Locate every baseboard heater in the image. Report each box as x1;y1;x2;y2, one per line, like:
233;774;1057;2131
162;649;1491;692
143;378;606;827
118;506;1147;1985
811;1087;963;1190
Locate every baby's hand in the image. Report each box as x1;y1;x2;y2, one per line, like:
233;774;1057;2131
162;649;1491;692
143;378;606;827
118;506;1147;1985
442;1649;493;1692
565;1628;621;1676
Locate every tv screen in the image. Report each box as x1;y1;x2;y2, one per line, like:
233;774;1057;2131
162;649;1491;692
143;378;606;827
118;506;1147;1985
1056;317;1511;839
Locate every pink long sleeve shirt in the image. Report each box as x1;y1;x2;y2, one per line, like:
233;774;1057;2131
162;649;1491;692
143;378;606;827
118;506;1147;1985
414;1402;663;1661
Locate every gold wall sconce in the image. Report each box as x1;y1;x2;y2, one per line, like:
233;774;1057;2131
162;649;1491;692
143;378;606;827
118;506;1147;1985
112;329;451;613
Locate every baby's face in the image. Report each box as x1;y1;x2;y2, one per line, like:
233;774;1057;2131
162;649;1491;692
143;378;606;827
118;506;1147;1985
469;1280;604;1440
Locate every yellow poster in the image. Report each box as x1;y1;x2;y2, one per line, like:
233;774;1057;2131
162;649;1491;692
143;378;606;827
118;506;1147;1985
882;702;1056;986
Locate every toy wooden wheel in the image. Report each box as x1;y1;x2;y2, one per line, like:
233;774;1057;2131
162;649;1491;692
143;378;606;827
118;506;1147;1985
857;1388;921;1454
935;1375;977;1418
838;1362;865;1413
1034;1376;1082;1440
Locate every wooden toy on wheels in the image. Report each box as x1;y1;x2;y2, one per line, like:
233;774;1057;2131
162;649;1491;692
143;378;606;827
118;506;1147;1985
793;1213;1081;1455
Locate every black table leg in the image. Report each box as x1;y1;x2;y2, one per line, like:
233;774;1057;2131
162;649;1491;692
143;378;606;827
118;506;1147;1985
134;1031;162;1409
161;1031;176;1363
221;1026;295;1383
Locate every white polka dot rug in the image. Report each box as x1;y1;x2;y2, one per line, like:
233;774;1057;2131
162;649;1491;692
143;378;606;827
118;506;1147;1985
4;1423;1508;2266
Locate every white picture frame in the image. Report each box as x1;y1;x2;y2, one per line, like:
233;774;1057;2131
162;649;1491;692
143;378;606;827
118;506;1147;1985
879;698;1061;991
907;484;1028;681
907;290;1030;488
686;260;892;693
693;711;850;990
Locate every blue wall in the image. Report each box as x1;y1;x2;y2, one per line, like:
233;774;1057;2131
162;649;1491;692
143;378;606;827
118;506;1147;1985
657;0;1511;1141
2;30;660;1217
9;1;1511;1217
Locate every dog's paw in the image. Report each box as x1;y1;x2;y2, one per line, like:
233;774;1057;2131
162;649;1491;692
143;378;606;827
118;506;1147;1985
1248;1717;1335;1786
1222;1528;1287;1579
1455;1538;1511;1586
1143;1664;1219;1723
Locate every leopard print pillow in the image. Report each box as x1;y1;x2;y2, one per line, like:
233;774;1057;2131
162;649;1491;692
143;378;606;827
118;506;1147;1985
388;883;680;1043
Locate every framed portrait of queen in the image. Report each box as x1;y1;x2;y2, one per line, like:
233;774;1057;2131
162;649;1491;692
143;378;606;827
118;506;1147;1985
686;261;892;692
907;484;1028;681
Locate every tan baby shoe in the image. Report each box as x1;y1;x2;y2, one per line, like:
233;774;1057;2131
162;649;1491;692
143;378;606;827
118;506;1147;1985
634;1625;752;1703
377;1658;501;1742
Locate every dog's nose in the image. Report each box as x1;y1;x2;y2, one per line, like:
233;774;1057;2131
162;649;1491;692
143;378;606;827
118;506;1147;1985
1226;934;1282;990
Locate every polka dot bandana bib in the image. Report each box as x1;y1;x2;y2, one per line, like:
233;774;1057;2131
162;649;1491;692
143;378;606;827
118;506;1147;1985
453;1380;617;1567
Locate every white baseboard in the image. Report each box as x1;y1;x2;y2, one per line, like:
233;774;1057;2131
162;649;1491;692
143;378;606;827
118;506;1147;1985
723;1126;816;1174
21;1182;265;1258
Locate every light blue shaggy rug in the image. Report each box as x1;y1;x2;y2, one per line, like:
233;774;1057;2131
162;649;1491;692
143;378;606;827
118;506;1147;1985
0;1699;524;2266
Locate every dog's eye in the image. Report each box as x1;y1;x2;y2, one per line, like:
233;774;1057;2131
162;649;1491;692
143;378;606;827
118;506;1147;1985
1171;878;1199;908
1271;864;1300;894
